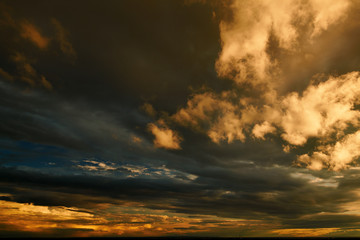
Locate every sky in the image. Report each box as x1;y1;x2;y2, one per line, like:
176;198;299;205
2;0;360;237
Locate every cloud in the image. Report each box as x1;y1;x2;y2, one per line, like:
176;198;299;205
11;52;37;86
144;1;360;172
0;68;14;81
0;78;150;156
20;21;50;49
271;228;340;237
0;199;266;237
250;71;360;170
131;135;142;144
4;1;360;236
0;11;77;91
0;164;358;229
215;0;350;87
298;130;360;171
40;76;53;90
148;121;182;150
311;0;351;37
77;159;117;171
278;71;360;146
51;18;77;60
141;103;157;118
252;121;276;140
207;110;246;143
172;92;252;143
10;52;53;89
169;70;360;156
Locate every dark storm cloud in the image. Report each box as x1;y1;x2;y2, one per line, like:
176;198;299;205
0;164;358;225
0;79;145;153
284;214;360;228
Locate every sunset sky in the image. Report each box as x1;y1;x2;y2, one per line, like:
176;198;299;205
2;0;360;237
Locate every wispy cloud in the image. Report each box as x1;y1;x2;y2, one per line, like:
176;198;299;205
20;21;50;49
52;18;77;61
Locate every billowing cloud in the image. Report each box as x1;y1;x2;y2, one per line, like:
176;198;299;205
173;92;245;143
298;130;360;171
216;0;350;88
252;121;276;140
145;0;360;172
277;72;360;146
167;70;360;170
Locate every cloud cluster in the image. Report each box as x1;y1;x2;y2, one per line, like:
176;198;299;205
147;0;360;171
171;69;360;170
298;130;360;171
162;70;360;169
173;92;248;143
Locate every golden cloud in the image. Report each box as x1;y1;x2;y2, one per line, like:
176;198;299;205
298;130;360;171
278;72;360;146
271;228;340;237
148;121;182;150
252;121;276;140
0;200;262;237
142;1;360;172
216;0;350;88
20;21;49;49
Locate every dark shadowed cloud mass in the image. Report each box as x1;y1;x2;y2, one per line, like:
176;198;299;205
1;0;360;237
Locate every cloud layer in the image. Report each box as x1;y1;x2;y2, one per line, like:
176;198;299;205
2;0;360;237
